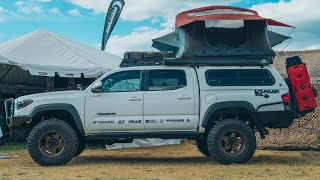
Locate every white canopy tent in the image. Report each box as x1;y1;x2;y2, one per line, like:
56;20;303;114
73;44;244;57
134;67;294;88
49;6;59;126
0;30;180;148
0;29;121;78
0;54;9;62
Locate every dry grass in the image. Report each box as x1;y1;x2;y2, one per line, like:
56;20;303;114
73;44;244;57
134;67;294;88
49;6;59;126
1;144;320;180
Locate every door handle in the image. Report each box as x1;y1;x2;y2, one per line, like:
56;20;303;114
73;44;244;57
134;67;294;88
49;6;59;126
128;97;142;101
91;94;101;98
177;97;191;100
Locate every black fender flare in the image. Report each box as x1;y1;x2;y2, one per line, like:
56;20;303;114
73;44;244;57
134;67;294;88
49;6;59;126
30;103;85;135
202;101;256;128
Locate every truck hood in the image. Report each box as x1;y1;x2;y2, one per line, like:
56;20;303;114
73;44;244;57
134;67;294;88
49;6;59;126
13;90;87;117
16;90;86;102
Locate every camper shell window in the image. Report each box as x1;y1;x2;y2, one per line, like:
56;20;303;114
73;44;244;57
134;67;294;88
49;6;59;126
206;69;275;86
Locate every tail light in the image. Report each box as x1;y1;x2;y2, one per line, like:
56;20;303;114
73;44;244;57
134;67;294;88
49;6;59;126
282;93;291;110
282;93;291;103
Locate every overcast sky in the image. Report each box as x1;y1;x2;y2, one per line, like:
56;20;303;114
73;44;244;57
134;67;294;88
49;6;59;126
0;0;319;56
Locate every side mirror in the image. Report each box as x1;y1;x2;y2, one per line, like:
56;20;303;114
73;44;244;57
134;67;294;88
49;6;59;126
91;81;103;93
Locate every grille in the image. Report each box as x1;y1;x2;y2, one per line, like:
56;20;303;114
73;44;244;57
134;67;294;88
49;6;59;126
4;98;14;118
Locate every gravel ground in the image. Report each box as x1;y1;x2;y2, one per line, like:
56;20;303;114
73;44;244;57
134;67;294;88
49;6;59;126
1;144;320;180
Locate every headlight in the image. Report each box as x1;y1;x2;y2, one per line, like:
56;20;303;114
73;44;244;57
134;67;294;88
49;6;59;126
17;99;33;110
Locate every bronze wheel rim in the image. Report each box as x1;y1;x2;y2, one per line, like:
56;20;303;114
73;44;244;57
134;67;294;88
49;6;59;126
39;131;65;157
220;130;245;156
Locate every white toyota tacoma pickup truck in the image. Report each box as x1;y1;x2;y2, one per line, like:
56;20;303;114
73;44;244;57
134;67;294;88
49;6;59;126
4;65;307;166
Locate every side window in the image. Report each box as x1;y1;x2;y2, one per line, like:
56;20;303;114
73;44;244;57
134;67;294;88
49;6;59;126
147;70;187;91
101;70;141;92
206;69;275;86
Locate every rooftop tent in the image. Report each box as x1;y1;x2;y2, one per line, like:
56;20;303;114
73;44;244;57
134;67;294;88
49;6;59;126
0;29;122;78
175;20;282;62
268;31;291;47
155;6;293;65
152;30;291;53
152;32;180;53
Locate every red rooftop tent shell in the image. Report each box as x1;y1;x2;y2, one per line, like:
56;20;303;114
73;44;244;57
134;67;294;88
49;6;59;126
175;6;292;28
156;6;292;66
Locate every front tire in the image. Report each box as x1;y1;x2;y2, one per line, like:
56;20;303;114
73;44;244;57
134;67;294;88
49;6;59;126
207;119;256;165
27;120;79;166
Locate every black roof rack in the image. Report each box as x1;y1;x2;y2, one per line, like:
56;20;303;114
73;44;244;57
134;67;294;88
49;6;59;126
120;51;173;67
120;51;272;67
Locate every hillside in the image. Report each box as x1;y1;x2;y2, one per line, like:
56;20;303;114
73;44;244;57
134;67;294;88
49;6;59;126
274;50;320;79
258;50;320;150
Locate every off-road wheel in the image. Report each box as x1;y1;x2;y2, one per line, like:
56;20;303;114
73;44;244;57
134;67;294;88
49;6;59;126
196;138;211;157
207;119;256;165
27;120;79;166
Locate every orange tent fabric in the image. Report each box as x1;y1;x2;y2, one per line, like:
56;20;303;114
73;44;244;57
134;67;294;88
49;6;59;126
176;6;292;28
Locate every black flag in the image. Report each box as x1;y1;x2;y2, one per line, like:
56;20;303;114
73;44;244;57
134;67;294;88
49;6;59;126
101;0;125;51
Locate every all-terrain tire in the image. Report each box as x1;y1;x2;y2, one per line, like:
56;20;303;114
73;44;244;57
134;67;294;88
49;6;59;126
27;120;79;166
196;138;211;157
207;119;256;165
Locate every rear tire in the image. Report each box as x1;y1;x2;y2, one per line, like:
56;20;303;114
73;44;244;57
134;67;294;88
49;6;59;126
196;138;211;157
27;120;79;166
207;119;256;165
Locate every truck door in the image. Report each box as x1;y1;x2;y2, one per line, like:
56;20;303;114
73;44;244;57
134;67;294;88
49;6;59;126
143;69;195;130
85;70;144;132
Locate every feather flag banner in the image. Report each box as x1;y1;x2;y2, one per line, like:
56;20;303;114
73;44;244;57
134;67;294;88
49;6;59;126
101;0;125;51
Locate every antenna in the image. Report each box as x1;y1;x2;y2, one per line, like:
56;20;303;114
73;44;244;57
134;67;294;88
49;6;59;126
280;27;295;52
101;0;125;51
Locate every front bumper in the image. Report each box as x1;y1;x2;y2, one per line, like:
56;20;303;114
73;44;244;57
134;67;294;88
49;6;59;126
6;116;33;128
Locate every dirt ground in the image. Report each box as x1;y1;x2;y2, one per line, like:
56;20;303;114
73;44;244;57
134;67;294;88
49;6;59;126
1;144;320;180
